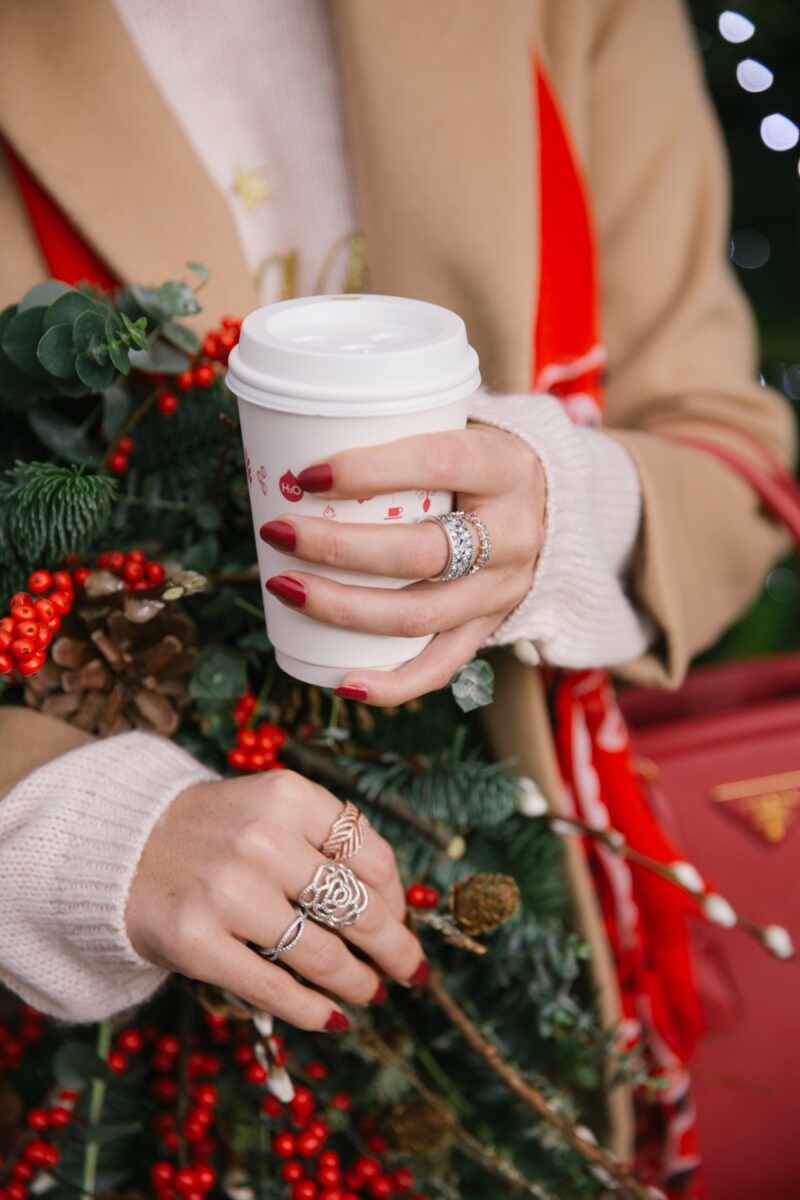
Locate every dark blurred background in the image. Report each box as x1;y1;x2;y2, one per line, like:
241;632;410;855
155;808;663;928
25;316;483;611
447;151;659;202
688;2;800;660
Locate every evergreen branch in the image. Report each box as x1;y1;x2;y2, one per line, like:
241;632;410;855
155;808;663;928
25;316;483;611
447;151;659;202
282;739;454;851
426;970;655;1200
360;1025;557;1200
1;461;116;568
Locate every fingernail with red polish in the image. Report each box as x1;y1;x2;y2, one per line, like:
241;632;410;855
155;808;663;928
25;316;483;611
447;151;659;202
371;981;388;1006
408;959;430;987
324;1010;350;1032
266;576;306;608
335;683;368;701
297;463;333;493
260;519;296;552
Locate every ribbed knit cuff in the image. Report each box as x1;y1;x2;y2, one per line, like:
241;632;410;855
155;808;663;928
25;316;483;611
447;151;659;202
0;732;218;1023
467;389;655;667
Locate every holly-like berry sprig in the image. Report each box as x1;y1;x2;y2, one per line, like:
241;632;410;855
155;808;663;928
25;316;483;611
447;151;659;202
0;571;75;680
108;314;242;474
0;550;169;682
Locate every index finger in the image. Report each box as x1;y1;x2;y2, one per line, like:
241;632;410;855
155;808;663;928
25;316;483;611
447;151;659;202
296;425;518;499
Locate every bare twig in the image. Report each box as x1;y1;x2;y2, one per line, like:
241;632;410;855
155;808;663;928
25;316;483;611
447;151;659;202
361;1025;556;1199
426;970;653;1200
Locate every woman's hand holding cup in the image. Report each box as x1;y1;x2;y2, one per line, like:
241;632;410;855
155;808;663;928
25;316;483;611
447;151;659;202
126;771;428;1032
260;422;546;706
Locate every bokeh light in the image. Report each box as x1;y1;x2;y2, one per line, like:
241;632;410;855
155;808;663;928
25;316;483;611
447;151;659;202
718;10;756;43
736;58;773;92
760;113;799;150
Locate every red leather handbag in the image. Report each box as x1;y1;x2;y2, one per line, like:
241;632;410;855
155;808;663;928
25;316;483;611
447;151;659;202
619;430;800;1200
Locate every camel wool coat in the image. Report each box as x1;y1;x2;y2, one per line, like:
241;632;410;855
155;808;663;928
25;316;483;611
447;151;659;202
0;0;795;1157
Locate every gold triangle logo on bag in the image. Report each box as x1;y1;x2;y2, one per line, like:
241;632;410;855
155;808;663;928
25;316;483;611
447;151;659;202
710;771;800;844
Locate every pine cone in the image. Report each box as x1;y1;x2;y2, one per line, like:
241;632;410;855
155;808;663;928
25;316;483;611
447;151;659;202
448;873;520;935
387;1099;455;1157
24;571;197;737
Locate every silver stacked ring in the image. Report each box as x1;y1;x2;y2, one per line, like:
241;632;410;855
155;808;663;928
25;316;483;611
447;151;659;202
298;863;369;930
421;511;477;582
256;907;306;962
464;512;491;574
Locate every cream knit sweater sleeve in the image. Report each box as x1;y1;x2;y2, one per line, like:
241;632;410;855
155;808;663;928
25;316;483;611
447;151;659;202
468;389;656;667
0;731;217;1023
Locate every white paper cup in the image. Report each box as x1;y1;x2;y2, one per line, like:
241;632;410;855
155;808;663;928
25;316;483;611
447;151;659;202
226;294;481;687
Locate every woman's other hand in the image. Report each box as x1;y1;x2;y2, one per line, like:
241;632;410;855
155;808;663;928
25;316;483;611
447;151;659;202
126;771;426;1031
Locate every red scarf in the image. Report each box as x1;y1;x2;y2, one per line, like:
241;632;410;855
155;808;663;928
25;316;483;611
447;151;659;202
535;62;704;1195
7;75;705;1190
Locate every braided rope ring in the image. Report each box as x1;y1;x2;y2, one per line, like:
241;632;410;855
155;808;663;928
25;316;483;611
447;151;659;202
321;800;367;862
254;906;307;962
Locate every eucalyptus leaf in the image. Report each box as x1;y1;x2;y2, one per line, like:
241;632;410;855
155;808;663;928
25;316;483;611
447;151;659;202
36;322;77;378
450;656;495;712
73;307;108;353
101;381;133;442
187;260;210;284
75;350;116;392
190;645;248;702
18;279;73;312
119;310;148;348
104;314;131;374
158;279;201;316
29;406;97;463
162;318;200;355
2;306;49;376
0;306;36;406
41;289;97;331
129;340;191;374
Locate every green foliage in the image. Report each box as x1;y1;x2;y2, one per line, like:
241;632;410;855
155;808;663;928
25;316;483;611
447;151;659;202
450;655;494;711
348;726;519;829
0;462;116;586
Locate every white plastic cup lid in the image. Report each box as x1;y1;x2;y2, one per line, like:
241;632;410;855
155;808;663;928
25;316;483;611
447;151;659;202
226;294;480;416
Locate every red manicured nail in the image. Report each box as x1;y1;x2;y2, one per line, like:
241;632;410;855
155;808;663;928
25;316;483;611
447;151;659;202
324;1010;350;1033
408;960;430;987
260;520;296;552
297;463;333;493
266;575;306;608
371;981;388;1006
335;683;368;701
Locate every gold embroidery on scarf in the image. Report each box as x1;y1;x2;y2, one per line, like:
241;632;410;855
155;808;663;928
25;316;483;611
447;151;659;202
232;167;273;211
314;232;368;295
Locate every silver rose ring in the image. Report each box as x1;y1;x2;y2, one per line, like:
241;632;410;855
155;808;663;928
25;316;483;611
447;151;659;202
297;862;369;930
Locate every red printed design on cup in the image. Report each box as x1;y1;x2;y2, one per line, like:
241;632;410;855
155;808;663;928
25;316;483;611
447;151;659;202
256;465;268;495
384;504;404;521
245;448;253;485
279;470;304;503
323;504;336;520
417;490;432;513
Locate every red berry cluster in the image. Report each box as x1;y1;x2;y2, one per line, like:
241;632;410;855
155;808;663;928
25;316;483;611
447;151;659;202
405;883;440;910
228;721;287;773
0;571;75;680
109;434;136;475
172;315;242;400
145;1020;222;1196
0;1005;67;1200
233;690;258;726
93;547;166;591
